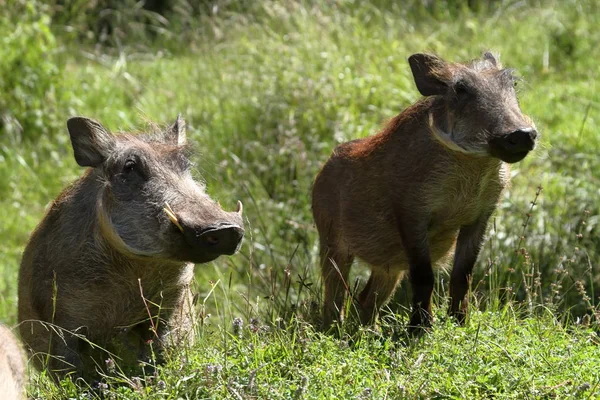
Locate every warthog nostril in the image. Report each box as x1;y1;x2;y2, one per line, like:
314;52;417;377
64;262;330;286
205;235;220;245
528;129;538;141
504;128;536;152
510;127;537;141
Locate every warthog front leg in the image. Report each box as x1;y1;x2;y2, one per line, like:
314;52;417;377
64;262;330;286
449;211;493;324
396;215;434;332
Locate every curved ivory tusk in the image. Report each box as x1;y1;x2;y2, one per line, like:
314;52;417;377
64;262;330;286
236;200;243;215
163;202;185;233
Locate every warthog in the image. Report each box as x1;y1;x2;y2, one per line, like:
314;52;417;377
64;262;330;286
0;324;27;400
313;52;538;331
19;115;244;378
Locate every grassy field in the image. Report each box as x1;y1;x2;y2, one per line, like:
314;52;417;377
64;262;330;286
1;0;599;398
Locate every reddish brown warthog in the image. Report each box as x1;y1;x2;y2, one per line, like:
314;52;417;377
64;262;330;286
312;52;538;331
0;324;27;399
18;115;244;378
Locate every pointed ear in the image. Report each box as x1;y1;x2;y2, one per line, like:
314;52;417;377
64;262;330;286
483;51;499;67
165;114;186;145
408;53;448;97
67;117;115;167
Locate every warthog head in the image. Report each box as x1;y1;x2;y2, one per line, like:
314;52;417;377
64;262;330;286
67;115;244;263
409;52;538;163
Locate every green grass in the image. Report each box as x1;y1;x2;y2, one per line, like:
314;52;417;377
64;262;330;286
1;0;599;398
27;310;600;399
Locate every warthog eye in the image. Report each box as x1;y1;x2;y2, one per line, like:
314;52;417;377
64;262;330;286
454;81;470;99
123;159;136;173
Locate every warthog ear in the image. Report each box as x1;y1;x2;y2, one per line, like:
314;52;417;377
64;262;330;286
483;51;499;67
408;53;448;97
166;114;187;145
67;117;115;168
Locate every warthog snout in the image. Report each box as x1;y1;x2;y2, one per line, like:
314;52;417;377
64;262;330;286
167;200;245;263
183;222;245;256
489;127;538;163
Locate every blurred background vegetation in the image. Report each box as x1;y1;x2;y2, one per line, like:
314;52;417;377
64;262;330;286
1;0;598;330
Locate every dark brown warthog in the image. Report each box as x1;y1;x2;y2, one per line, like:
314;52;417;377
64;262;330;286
313;52;538;331
18;115;244;378
0;324;27;399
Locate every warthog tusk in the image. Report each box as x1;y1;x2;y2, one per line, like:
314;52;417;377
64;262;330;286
163;202;184;233
236;200;243;215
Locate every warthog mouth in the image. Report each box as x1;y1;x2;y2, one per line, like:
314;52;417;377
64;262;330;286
97;190;244;261
427;113;488;157
492;150;530;164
